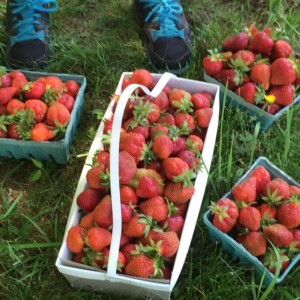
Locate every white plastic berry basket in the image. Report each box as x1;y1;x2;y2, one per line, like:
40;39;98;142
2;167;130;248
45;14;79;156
56;72;220;299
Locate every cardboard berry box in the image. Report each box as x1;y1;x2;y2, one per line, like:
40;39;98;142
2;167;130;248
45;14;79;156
204;156;300;285
55;72;220;299
0;69;86;164
204;72;300;132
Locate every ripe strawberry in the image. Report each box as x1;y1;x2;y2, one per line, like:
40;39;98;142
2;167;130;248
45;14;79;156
238;205;261;231
136;175;159;198
130;69;153;88
164;182;195;204
266;103;281;115
195;107;213;128
210;198;239;233
177;150;199;170
152;91;170;111
97;248;125;272
162;157;189;180
10;71;27;95
157;112;175;126
235;82;257;104
160;214;184;237
94;150;110;168
268;84;294;106
290;185;300;196
172;136;186;156
232;50;256;67
120;185;138;205
261;247;290;274
79;212;95;229
174;112;195;133
257;203;277;222
236;231;267;256
66;225;85;254
152;135;173;159
58;93;75;111
249;62;271;90
191;92;210;109
121;203;133;223
248;31;274;54
25;99;48;123
270;58;297;85
86;226;112;251
30;122;56;141
149;123;168;139
72;252;85;264
46;101;71;127
119;151;137;184
277;199;300;229
222;31;249;52
121;243;139;265
124;255;157;278
271;40;294;60
263;223;293;247
231;177;257;204
123;213;151;238
0;72;12;87
168;88;192;109
64;79;80;97
86;164;110;190
93;195;113;229
186;134;204;153
43;75;63;94
263;178;290;201
123;117;150;139
139;196;168;222
249;165;271;195
23;81;45;99
120;132;145;163
6;98;25;114
0;87;17;105
202;49;223;76
76;188;104;212
219;68;249;91
292;228;300;248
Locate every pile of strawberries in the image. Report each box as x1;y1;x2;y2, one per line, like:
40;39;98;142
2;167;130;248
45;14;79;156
66;69;215;279
0;67;80;141
210;165;300;275
202;24;300;115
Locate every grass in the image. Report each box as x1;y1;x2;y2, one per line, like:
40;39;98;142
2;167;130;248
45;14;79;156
1;0;300;299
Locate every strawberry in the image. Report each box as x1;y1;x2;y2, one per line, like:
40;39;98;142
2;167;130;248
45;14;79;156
152;91;169;111
232;50;256;67
79;212;95;229
130;69;153;88
23;81;45;99
210;198;239;233
123;117;150;139
24;99;48;123
195;107;213;128
270;58;297;85
121;203;133;223
6;98;25;114
261;247;290;274
249;62;271;90
120;185;138;205
162;157;189;180
93;195;113;229
0;87;17;105
171;136;186;156
177;150;199;170
121;243;139;265
58;93;75;111
76;188;104;212
263;178;290;201
231;177;257;204
46;101;71;127
157;112;175;126
0;70;12;87
7;123;20;139
266;103;281;115
119;151;137;184
139;196;169;222
119;132;145;163
292;228;300;247
149;123;168;139
94;150;110;168
235;82;257;104
268;84;294;106
66;226;85;254
219;68;249;91
248;31;274;54
10;71;27;95
97;248;125;272
202;49;223;76
174;112;195;133
43;75;64;94
124;255;158;278
64;79;80;97
222;31;249;52
290;185;300;196
168;88;192;110
191;92;210;109
123;213;152;238
30;122;57;142
86;164;110;190
257;203;277;222
271;40;294;60
136;175;159;198
72;252;85;264
249;165;271;195
152;135;173;159
236;231;267;256
238;205;261;231
85;226;112;251
186;134;204;153
164;182;195;204
263;224;293;247
159;214;184;237
277;198;300;229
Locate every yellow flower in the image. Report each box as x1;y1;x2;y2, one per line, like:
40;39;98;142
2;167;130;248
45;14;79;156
265;94;276;104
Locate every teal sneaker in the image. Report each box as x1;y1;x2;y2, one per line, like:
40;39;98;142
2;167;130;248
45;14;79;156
5;0;58;69
135;0;193;74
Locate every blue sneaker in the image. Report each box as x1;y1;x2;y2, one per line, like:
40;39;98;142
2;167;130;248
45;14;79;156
135;0;192;74
5;0;58;69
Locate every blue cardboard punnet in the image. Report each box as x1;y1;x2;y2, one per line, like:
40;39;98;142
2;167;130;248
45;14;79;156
0;70;86;164
204;156;300;285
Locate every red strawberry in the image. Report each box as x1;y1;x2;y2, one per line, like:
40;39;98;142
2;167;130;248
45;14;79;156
249;165;271;195
0;87;17;105
261;247;290;274
195;107;213;128
130;69;153;88
236;231;267;256
121;243;139;265
10;71;27;95
174;112;195;133
30;122;57;142
248;31;274;54
210;198;239;233
152;91;169;111
66;226;85;254
257;203;277;221
277;199;300;229
263;178;290;201
152;135;173;159
157;112;175;126
97;248;125;272
120;185;138;205
268;84;294;106
164;182;195;204
79;212;95;229
266;103;281;115
124;255;157;278
46;101;71;127
219;69;249;91
231;177;257;204
191;92;210;109
149;123;168;139
249;62;271;90
95;151;110;168
58;93;75;111
93;195;113;229
139;196;168;222
263;223;293;247
6;98;25;114
168;88;192;109
202;49;223;76
292;228;300;247
43;75;63;94
235;82;257;104
186;134;204;153
136;175;159;198
290;185;300;196
23;81;45;99
76;188;104;212
24;99;48;122
119;151;137;184
177;150;199;170
238;206;261;231
123;213;151;238
120;132;145;163
121;203;133;223
232;50;256;67
162;157;190;180
7;123;21;140
86;226;112;251
86;164;110;190
271;40;294;60
222;31;249;52
64;79;80;97
0;72;12;88
172;136;186;156
270;58;297;85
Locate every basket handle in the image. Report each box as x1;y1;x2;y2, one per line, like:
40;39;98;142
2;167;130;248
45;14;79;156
107;72;175;279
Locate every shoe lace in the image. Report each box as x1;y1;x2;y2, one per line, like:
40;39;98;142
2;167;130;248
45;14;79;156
9;0;58;45
140;0;185;40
